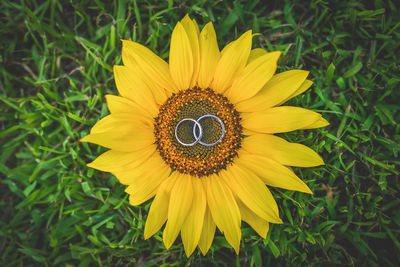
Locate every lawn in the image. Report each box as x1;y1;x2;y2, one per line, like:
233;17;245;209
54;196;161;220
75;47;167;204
1;0;399;266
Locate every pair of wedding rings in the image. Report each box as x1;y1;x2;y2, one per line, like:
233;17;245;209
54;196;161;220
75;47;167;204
175;114;225;147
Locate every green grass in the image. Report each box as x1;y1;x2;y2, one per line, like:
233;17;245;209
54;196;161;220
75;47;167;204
1;0;399;265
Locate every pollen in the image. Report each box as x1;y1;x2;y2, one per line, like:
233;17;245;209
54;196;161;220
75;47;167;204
154;87;243;177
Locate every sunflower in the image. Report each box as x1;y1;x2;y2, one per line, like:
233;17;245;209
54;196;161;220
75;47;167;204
81;14;328;257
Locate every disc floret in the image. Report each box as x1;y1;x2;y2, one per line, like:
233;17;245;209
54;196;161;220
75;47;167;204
154;87;242;177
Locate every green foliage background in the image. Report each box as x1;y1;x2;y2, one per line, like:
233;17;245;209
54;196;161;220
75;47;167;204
1;0;399;266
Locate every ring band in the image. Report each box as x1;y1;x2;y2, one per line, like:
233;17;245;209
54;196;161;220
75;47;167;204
175;114;225;147
193;114;225;147
175;118;203;146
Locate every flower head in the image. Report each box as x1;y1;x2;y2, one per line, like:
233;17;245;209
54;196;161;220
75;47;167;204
81;14;328;257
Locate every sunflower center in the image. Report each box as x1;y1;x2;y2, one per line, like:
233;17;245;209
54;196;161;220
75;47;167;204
154;87;242;177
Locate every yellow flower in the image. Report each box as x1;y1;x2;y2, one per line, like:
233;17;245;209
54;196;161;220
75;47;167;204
81;14;328;257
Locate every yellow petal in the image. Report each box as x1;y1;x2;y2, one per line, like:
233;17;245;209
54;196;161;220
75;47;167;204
181;178;206;257
113;65;158;116
220;40;233;55
277;79;313;106
211;30;252;94
117;56;169;105
80;114;154;152
181;15;200;88
146;79;170;105
236;70;309;113
163;173;194;249
105;95;153;120
236;198;269;238
87;145;156;172
126;164;171;205
242;134;324;167
301;116;329;129
113;153;167;185
89;114;149;134
226;51;281;103
220;167;281;223
198;22;220;89
241;106;322;134
121;40;177;93
236;152;312;193
192;18;200;35
169;22;194;91
204;175;241;254
247;48;267;64
144;173;178;239
198;207;216;256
